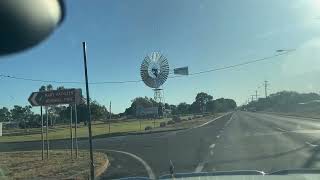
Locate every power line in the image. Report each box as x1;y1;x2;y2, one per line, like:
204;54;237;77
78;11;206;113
188;50;294;76
0;50;294;85
0;74;142;84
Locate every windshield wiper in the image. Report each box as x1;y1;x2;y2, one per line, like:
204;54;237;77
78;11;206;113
159;170;265;179
269;169;320;175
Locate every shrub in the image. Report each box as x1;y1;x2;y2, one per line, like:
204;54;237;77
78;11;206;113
167;120;175;125
172;115;181;122
160;122;166;127
145;126;152;131
188;117;192;121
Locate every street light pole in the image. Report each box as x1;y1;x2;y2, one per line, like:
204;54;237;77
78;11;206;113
82;42;95;180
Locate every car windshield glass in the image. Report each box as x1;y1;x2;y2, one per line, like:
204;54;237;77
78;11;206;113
1;0;320;179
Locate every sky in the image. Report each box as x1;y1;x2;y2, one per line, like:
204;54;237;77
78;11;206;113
1;0;320;113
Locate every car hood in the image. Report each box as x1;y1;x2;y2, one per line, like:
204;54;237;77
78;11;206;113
118;169;320;180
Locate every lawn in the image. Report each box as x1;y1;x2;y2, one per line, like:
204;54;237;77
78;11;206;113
0;118;168;143
0;114;222;143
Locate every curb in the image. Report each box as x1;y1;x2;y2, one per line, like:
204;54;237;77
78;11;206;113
65;152;109;180
95;154;109;178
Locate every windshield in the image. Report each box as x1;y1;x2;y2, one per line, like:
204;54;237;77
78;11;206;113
1;0;320;179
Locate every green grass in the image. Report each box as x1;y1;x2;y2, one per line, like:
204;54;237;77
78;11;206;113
0;118;168;143
0;114;223;143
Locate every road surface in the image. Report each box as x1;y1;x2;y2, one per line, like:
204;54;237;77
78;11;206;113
1;111;320;179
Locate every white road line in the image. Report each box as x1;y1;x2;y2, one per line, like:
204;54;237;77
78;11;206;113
106;149;156;179
195;162;205;173
225;113;235;127
196;113;231;128
277;127;288;132
193;113;234;173
306;142;318;147
195;144;216;172
209;143;216;149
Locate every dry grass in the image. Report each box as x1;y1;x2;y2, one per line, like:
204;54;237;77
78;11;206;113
0;150;107;179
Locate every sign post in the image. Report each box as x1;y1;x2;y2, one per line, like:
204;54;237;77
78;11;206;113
28;88;82;161
46;107;49;159
109;101;111;133
74;102;79;158
70;105;73;158
41;106;44;160
0;122;2;137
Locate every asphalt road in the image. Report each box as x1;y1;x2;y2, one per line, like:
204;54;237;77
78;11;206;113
2;112;320;179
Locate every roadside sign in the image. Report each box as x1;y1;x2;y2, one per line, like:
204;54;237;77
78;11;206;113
174;66;189;75
136;107;159;116
28;89;82;106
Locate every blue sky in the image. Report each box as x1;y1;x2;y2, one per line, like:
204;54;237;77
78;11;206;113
1;0;320;113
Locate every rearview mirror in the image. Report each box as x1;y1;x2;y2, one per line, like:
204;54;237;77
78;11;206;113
0;0;65;56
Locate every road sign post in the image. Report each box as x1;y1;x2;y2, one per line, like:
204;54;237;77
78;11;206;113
46;107;49;159
41;106;44;160
109;101;111;133
28;88;82;161
70;105;73;158
74;103;79;158
82;41;95;180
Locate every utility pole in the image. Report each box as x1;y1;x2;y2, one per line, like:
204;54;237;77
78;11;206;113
255;90;258;101
251;95;255;102
82;42;95;180
264;80;269;98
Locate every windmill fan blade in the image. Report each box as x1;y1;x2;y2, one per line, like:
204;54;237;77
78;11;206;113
140;52;170;89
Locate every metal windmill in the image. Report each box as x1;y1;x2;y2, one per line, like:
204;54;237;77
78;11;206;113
140;52;188;104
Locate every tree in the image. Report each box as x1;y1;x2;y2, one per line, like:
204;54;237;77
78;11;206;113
190;101;201;113
125;97;157;116
194;92;213;113
164;103;170;109
0;107;11;122
10;105;35;129
176;103;191;115
39;85;46;92
169;105;177;115
244;91;320;112
90;101;108;121
46;84;53;91
213;98;237;112
206;100;215;112
57;86;65;90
